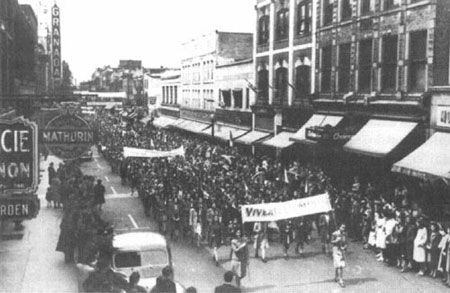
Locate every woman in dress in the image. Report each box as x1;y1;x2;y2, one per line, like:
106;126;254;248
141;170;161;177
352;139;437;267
414;219;428;276
375;212;386;262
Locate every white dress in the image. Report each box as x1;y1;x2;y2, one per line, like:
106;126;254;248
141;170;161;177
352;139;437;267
375;218;386;249
413;227;428;263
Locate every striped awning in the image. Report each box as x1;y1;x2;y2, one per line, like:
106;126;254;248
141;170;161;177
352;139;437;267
262;132;295;149
392;132;450;180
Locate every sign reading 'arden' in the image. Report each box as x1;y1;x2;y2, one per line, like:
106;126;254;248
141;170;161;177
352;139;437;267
43;114;94;160
0;117;39;194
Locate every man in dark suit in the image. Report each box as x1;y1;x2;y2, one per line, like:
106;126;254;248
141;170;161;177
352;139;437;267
214;271;241;293
48;162;56;185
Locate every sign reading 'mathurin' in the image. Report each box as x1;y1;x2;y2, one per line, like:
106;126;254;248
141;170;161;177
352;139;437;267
43;114;94;160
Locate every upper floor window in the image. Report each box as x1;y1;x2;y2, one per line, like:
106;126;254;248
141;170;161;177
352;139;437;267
276;8;289;41
321;46;333;92
338;43;351;92
409;30;427;92
323;0;333;26
297;0;312;35
360;0;373;15
383;0;400;11
381;35;398;91
341;0;352;21
358;39;373;93
295;57;311;98
257;63;269;99
258;8;270;45
275;60;288;102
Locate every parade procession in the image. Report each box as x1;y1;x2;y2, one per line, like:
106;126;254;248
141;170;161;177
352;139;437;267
3;0;450;292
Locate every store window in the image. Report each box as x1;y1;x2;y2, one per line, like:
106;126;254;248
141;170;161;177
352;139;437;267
381;35;398;92
409;30;427;92
358;39;372;92
338;43;351;92
321;46;333;92
296;0;312;35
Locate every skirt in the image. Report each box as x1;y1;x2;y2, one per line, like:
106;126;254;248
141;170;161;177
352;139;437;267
333;246;346;268
231;260;247;278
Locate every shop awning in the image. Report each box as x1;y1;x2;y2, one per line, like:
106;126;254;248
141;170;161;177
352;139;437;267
262;132;295;148
343;119;418;157
152;116;177;128
290;114;344;144
172;119;210;133
201;124;248;141
235;130;272;145
392;132;450;180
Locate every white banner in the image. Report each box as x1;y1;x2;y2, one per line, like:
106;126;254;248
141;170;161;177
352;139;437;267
123;146;184;158
241;193;333;222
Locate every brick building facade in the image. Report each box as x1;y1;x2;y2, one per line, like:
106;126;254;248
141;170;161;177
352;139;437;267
254;0;316;134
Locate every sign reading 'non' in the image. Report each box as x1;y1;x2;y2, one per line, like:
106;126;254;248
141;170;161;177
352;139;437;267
43;114;94;160
0;117;39;194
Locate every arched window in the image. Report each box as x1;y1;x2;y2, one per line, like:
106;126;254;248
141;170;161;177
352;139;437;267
257;63;269;99
276;7;289;41
275;60;288;103
295;57;311;98
258;15;270;45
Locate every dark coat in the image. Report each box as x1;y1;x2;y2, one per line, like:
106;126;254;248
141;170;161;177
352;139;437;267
214;283;241;293
150;276;176;293
94;183;106;204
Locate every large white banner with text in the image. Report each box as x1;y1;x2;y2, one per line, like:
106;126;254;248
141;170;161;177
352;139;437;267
241;193;333;222
123;146;184;158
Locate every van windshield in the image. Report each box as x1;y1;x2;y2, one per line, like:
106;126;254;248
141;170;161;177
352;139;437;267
114;250;168;268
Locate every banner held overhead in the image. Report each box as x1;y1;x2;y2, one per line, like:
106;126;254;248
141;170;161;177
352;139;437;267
241;193;333;222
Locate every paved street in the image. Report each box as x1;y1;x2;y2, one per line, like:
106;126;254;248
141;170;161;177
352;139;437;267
0;150;449;292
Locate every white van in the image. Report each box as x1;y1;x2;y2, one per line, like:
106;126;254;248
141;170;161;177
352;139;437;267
112;231;185;292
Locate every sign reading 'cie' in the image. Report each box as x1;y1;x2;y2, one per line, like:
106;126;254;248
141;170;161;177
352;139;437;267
0;117;39;194
43;114;94;160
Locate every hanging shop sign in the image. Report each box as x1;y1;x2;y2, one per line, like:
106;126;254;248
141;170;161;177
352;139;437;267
0;117;39;195
42;114;94;160
305;125;354;144
437;106;450;129
0;195;40;219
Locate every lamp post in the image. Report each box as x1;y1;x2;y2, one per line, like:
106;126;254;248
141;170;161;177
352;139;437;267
210;113;215;138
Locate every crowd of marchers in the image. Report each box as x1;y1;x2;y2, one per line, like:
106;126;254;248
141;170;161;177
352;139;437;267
90;110;450;288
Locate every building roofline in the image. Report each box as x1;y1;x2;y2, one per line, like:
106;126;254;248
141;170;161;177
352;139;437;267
216;58;253;68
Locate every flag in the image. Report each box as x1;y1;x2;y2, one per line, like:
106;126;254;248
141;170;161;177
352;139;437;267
284;168;289;184
229;131;234;148
150;139;155;148
244;182;249;194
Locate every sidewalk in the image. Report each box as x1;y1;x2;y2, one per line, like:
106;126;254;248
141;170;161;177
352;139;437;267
0;156;78;293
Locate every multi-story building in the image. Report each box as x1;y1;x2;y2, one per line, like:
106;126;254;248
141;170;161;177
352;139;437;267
160;69;180;117
294;0;450;181
180;31;253;125
253;0;316;154
0;1;38;95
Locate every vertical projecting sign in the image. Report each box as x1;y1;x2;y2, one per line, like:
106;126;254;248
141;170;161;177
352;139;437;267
52;4;61;82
